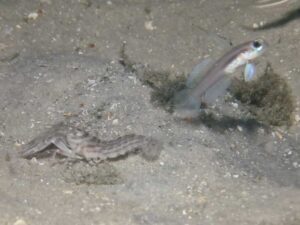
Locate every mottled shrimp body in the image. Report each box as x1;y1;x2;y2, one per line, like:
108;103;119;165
72;134;161;161
19;123;162;162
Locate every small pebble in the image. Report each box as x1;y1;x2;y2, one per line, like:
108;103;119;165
63;190;73;194
13;219;27;225
112;119;119;125
15;142;22;147
27;12;39;20
231;102;239;108
144;21;156;31
252;23;259;28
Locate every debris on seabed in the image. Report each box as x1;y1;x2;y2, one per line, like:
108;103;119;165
231;64;295;127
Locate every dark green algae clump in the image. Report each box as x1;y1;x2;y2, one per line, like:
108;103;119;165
231;64;295;127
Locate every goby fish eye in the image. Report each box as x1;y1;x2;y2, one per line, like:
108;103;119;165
252;40;263;51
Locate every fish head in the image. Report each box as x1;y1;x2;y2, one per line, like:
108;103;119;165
244;39;268;60
225;39;268;74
